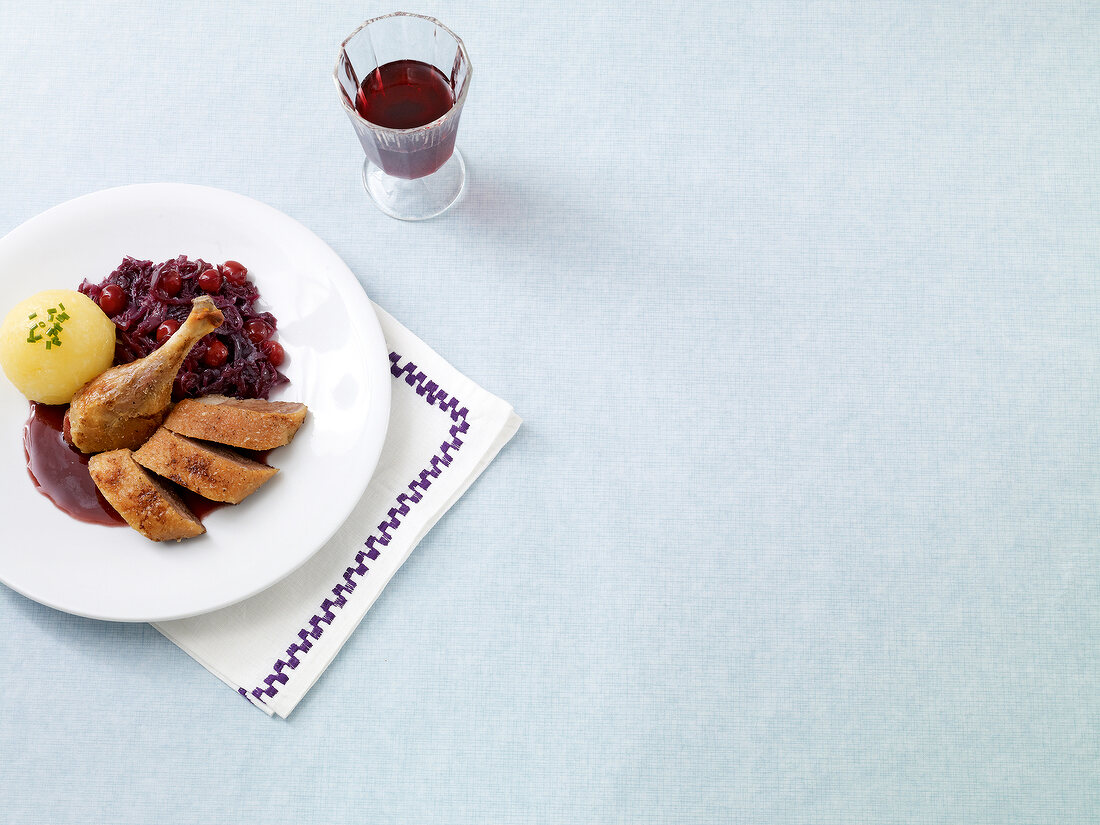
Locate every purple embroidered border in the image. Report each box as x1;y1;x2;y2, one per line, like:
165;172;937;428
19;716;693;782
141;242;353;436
237;351;470;706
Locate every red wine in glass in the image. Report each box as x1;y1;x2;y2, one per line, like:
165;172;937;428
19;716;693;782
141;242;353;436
354;60;457;179
336;12;472;220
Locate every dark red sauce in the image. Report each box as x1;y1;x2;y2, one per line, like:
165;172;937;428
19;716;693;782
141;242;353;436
23;402;271;526
24;402;125;527
179;488;226;520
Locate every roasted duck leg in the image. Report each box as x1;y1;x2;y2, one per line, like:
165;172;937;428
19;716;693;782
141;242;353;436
68;295;224;453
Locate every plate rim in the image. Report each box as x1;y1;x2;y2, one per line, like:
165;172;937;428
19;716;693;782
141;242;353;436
0;183;391;622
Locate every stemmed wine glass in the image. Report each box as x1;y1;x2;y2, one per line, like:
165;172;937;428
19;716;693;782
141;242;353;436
334;13;472;221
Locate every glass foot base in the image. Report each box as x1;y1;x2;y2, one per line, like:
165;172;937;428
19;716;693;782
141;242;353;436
362;150;465;221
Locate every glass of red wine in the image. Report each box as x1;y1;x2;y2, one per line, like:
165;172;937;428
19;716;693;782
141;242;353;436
334;13;472;221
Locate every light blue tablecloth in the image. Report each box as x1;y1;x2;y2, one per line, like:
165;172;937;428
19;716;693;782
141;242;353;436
0;2;1097;822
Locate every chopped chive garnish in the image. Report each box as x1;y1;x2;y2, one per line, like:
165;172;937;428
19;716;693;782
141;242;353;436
26;301;71;349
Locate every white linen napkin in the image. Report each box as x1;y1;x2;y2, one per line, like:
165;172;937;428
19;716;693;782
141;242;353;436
155;303;521;718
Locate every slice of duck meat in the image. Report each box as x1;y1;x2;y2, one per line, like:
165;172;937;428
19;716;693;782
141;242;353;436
87;449;205;542
133;427;278;504
163;396;307;450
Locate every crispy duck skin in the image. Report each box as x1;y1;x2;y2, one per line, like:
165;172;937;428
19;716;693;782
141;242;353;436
133;427;278;504
68;296;224;453
87;449;205;542
163;396;307;450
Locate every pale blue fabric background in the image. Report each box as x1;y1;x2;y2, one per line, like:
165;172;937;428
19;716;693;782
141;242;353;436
0;1;1097;822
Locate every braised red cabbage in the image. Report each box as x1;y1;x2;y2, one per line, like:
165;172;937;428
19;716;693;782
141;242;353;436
79;256;287;400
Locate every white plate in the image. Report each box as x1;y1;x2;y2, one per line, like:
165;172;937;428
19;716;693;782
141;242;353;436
0;184;390;621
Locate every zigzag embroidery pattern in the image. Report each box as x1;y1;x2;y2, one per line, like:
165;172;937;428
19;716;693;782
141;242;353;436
238;351;470;706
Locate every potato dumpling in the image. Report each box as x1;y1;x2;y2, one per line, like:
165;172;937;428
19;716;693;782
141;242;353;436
0;289;116;404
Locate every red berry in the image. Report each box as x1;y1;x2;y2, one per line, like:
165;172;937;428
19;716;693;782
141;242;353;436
201;340;229;367
160;269;182;297
155;319;180;345
198;268;222;293
223;260;248;285
262;340;285;367
245;319;272;345
98;284;127;316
